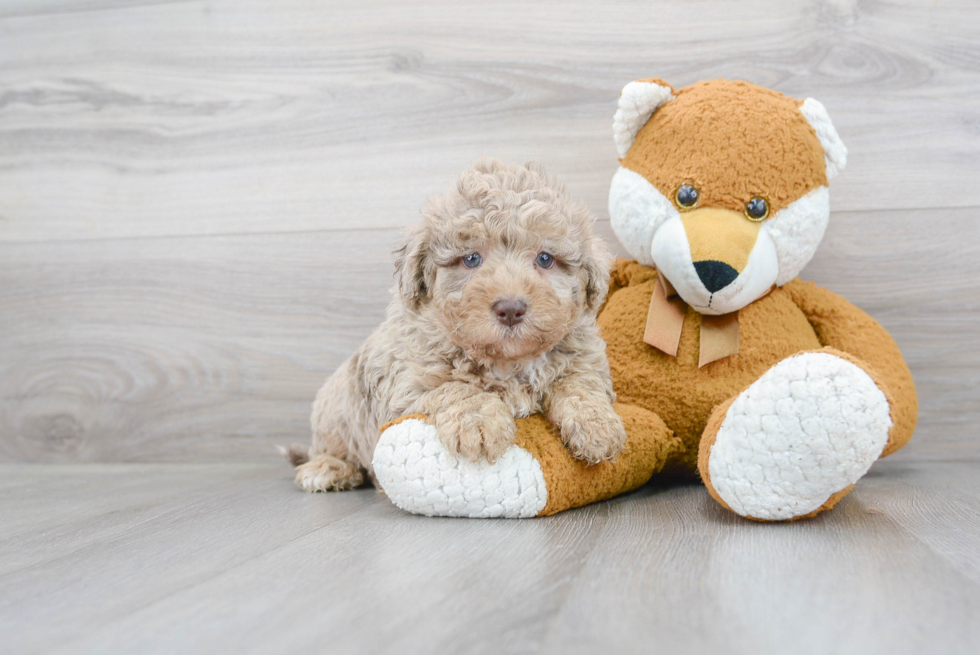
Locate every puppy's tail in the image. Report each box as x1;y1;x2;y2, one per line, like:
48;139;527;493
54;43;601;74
277;444;310;467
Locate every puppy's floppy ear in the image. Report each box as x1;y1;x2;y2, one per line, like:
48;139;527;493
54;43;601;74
393;223;433;308
581;235;613;311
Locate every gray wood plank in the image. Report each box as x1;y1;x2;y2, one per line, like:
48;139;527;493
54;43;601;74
0;0;978;242
0;463;384;654
858;457;980;586
0;463;268;551
540;460;980;655
0;228;393;463
0;459;976;655
2;207;977;463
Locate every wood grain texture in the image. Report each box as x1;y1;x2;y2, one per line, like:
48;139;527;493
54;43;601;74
0;0;978;241
2;209;977;462
1;457;978;654
1;0;979;464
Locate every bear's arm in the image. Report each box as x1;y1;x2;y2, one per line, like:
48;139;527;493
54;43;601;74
782;278;918;456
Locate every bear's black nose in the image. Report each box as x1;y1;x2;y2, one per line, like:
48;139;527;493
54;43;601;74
693;260;739;293
492;299;528;327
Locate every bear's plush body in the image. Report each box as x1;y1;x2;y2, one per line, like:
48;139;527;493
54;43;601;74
372;79;917;521
599;261;916;481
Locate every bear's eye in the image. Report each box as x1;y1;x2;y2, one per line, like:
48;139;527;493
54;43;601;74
675;184;699;209
745;197;769;221
462;252;482;269
535;252;555;269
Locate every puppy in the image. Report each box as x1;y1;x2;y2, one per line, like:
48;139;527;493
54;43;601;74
287;158;627;492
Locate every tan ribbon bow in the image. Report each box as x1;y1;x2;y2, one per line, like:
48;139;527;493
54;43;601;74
643;272;740;368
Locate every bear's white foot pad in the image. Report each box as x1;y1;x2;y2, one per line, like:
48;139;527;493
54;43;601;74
707;352;892;520
373;418;548;518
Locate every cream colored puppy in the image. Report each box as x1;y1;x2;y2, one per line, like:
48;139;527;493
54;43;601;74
286;158;626;492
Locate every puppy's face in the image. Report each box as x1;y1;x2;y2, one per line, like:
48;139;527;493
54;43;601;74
429;220;586;362
395;161;609;364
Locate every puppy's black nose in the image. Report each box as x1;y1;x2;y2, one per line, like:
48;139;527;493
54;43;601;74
493;299;527;327
693;260;739;293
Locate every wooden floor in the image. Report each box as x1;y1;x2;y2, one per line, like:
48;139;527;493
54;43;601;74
2;455;979;655
3;1;980;653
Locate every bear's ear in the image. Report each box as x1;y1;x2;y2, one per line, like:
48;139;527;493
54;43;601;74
613;78;675;158
799;98;848;180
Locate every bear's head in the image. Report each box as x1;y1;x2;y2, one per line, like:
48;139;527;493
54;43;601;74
608;79;847;315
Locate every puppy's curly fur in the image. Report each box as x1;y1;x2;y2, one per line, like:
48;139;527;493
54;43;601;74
289;158;626;492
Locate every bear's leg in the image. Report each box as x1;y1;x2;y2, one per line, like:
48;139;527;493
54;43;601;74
373;403;682;518
698;349;895;521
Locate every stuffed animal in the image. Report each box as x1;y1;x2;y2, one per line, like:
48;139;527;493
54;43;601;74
372;78;918;520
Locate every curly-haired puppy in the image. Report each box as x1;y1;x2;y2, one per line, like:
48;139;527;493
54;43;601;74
287;158;626;492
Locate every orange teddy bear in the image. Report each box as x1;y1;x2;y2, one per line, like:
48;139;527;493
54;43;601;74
373;79;917;521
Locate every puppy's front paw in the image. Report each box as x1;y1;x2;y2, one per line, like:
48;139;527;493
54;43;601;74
433;395;517;463
554;399;627;465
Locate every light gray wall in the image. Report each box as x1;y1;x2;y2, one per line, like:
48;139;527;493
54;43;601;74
1;0;977;462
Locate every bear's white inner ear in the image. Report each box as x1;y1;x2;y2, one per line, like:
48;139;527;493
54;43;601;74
800;98;848;180
613;81;675;158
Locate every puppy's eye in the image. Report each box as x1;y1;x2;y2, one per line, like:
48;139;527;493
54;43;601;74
745;197;769;221
675;183;699;209
535;252;555;269
461;252;482;269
